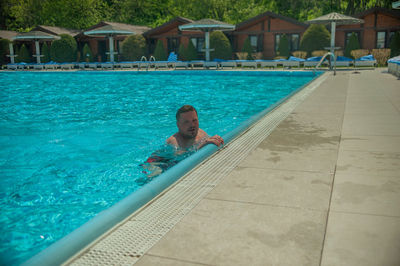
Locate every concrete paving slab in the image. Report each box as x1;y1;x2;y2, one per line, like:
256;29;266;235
342;114;400;136
331;172;400;216
340;135;400;153
206;167;333;211
344;101;399;115
239;144;338;173
136;255;211;266
336;150;400;176
321;212;400;266
146;199;327;266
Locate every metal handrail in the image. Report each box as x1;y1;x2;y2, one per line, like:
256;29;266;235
316;52;336;76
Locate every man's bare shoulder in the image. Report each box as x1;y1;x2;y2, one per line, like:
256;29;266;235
166;134;179;147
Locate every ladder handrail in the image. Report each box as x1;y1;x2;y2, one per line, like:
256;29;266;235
315;52;336;76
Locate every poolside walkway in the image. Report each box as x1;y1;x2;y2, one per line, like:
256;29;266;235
129;69;400;266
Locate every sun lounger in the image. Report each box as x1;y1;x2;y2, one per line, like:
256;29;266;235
354;55;376;67
388;56;400;77
77;63;86;69
190;61;205;69
258;60;277;68
238;60;257;68
203;61;218;69
154;61;169;69
6;64;18;70
16;63;27;70
101;62;114;70
138;61;150;70
117;62;134;69
172;61;189;69
88;62;100;69
33;64;44;70
333;56;353;67
44;62;60;70
61;63;74;70
218;60;237;69
304;56;328;68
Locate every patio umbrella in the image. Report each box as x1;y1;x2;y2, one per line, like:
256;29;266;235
307;12;364;56
13;31;60;64
84;25;134;62
179;19;235;61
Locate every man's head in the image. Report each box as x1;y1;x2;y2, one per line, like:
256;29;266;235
176;105;199;139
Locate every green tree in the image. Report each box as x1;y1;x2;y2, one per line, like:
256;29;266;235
41;42;51;63
177;43;186;60
0;38;10;64
120;35;146;61
50;34;77;62
210;31;232;60
300;24;330;57
390;31;400;58
278;34;290;58
153;39;167;61
242;37;253;60
82;43;93;62
16;44;31;63
185;40;198;61
344;32;360;59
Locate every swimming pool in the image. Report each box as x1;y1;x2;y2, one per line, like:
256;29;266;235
0;70;320;264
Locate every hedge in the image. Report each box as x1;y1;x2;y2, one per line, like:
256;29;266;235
344;32;360;59
185;40;198;61
210;31;232;60
0;39;10;64
242;37;253;60
390;31;400;58
153;40;167;61
300;24;330;57
121;35;146;61
16;44;31;63
51;34;77;62
277;34;289;58
41;42;51;63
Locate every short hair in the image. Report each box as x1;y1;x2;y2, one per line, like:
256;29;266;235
176;105;197;121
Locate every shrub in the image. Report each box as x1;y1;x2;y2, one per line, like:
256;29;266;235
277;34;289;59
344;32;360;59
351;49;369;59
292;51;307;59
300;24;330;57
336;50;344;56
252;52;263;60
242;37;253;60
41;42;51;63
121;35;146;61
177;43;186;60
235;52;247;60
390;31;400;57
0;39;10;64
210;31;232;60
372;48;390;66
82;43;93;62
16;44;31;63
51;34;77;62
311;50;327;57
153;40;167;61
185;40;198;61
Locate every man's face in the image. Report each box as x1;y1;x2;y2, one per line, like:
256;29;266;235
177;111;199;139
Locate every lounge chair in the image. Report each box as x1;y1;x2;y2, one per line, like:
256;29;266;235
258;60;277;68
304;56;328;68
388;56;400;77
6;64;18;70
77;62;86;69
16;62;27;70
282;56;304;68
117;62;134;69
44;62;60;70
33;64;44;70
101;62;114;70
203;61;218;69
173;61;189;69
88;62;100;70
333;56;353;67
354;54;376;67
153;61;169;69
218;60;237;69
61;63;74;70
189;61;205;69
238;60;257;68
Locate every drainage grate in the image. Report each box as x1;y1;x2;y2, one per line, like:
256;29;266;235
65;73;329;266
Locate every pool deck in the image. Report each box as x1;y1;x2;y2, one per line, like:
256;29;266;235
67;69;400;266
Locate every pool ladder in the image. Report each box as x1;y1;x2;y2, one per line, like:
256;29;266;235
315;52;336;76
139;56;156;71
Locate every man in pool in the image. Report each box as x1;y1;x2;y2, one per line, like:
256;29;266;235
166;105;224;150
143;105;224;177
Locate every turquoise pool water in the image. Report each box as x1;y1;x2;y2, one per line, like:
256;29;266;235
0;70;320;264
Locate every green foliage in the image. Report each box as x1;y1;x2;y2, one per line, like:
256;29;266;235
41;42;51;63
0;38;10;64
81;43;93;62
185;40;198;61
242;37;253;60
278;34;289;58
210;31;232;60
390;31;400;58
153;39;167;61
300;24;330;57
50;34;77;62
121;35;146;61
177;43;186;60
16;44;31;63
344;32;360;59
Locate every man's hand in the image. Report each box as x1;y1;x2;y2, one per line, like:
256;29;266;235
198;135;224;149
